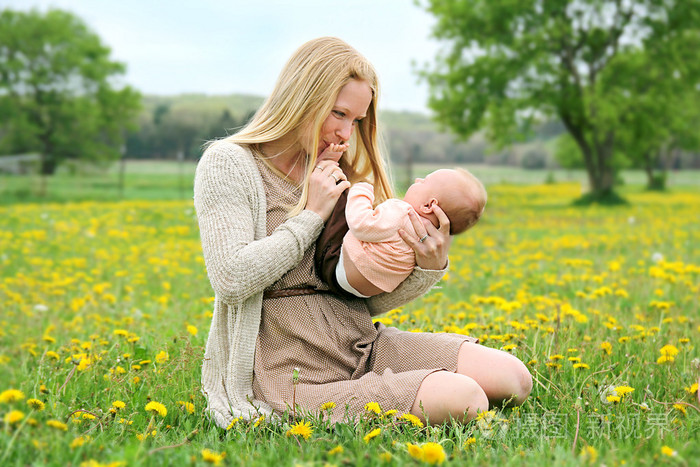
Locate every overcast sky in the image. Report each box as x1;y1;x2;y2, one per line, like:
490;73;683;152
5;0;444;114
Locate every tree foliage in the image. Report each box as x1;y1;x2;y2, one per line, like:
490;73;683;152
0;8;141;174
421;0;700;201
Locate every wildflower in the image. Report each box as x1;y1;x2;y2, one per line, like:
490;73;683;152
383;409;397;417
399;413;424;428
363;427;381;443
201;449;226;465
364;402;381;415
186;325;198;336
225;417;242;430
27;398;45;411
328;445;344;455
422;442;446;465
46;351;60;360
320;401;336;411
672;404;686;416
114;329;128;337
684;383;698;395
548;354;563;361
660;344;679;357
579;446;598;464
501;344;517;351
47;419;68;431
464;437;476;449
253;415;265;427
606;395;620;404
600;342;612;355
112;400;126;410
379;452;392;462
286;420;313;440
70;435;91;449
145;401;167;418
407;443;423;461
155;351;169;364
177;401;195;414
661;445;677;457
0;389;25;403
613;386;634;397
573;363;589;370
4;410;24;425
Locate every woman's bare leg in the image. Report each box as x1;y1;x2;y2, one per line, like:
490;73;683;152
456;342;532;406
411;371;489;424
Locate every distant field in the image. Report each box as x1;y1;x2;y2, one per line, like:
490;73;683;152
1;159;698;204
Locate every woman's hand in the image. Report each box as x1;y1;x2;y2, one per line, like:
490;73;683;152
305;159;350;221
398;206;452;270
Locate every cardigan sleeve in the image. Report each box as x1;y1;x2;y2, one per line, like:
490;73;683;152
364;262;448;317
194;143;324;305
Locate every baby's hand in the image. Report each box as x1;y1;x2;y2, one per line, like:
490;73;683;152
317;143;349;163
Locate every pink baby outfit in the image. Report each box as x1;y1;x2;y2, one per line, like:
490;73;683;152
343;182;418;293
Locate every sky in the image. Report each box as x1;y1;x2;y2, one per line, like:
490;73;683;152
5;0;444;114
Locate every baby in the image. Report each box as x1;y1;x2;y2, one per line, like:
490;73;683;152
315;168;487;298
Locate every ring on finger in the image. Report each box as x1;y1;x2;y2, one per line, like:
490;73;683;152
314;165;323;171
419;234;428;243
330;173;339;183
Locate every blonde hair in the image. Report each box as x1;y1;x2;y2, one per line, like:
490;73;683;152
442;168;487;235
212;37;393;215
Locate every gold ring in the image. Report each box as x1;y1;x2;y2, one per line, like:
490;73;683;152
419;234;428;243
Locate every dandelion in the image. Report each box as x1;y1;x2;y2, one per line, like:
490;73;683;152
613;386;634;397
379;452;392;462
47;419;68;431
407;443;423;461
684;383;698;395
186;325;198;336
155;351;169;364
328;445;344;455
548;354;564;361
364;402;381;415
46;351;60;360
422;442;446;465
320;401;336;411
201;449;226;465
464;437;476;449
573;363;589;370
177;401;195;414
113;329;128;337
70;435;91;449
579;446;598;464
363;427;381;443
225;417;242;430
606;395;621;404
24;398;45;412
112;400;126;410
286;420;313;440
399;413;424;428
672;404;687;416
0;389;25;403
253;415;265;427
661;445;677;457
600;342;612;355
4;410;24;425
145;401;167;418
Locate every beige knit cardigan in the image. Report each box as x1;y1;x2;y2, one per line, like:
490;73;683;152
194;141;447;429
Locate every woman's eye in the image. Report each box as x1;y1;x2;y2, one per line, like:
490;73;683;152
333;110;345;118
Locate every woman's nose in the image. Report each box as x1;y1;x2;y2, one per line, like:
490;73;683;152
336;121;353;141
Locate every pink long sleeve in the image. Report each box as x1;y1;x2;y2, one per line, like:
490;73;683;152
345;182;414;243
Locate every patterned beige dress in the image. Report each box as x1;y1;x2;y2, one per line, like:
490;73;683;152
251;159;478;422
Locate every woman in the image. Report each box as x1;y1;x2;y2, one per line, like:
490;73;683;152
194;37;532;429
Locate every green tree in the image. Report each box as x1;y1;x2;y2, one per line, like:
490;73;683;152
0;9;141;175
420;0;700;202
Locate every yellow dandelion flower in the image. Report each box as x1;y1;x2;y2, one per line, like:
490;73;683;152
548;354;564;361
606;395;620;403
407;442;423;460
421;442;446;465
286;420;313;440
328;445;344;455
363;427;381;443
600;342;612;355
186;325;198;336
379;452;392;462
177;401;195;414
672;404;686;416
145;401;167;418
47;419;68;431
253;415;265;427
364;402;381;415
399;413;424;428
27;398;45;411
0;389;25;403
657;355;674;364
155;351;169;364
114;329;128;337
70;435;91;449
579;445;598;464
684;383;698;394
4;410;24;424
225;417;242;430
661;445;677;457
464;437;476;449
201;449;226;465
613;386;634;397
573;363;590;370
112;400;126;409
45;351;60;360
383;409;398;417
660;345;679;357
320;401;336;411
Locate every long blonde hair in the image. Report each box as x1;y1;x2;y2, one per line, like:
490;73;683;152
212;37;393;215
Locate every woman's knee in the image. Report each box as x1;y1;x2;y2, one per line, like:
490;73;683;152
411;371;489;425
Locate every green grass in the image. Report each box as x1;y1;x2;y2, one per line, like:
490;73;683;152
0;174;698;465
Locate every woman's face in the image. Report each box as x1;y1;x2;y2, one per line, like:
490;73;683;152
310;79;373;160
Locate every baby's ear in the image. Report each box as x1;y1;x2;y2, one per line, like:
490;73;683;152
421;198;438;213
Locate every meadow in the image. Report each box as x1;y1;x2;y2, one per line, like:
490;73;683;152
0;170;698;466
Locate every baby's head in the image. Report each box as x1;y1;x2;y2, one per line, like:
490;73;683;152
402;168;486;235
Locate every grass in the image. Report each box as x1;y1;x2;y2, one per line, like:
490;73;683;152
0;172;698;465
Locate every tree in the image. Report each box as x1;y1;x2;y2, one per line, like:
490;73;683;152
0;9;141;175
420;0;700;202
